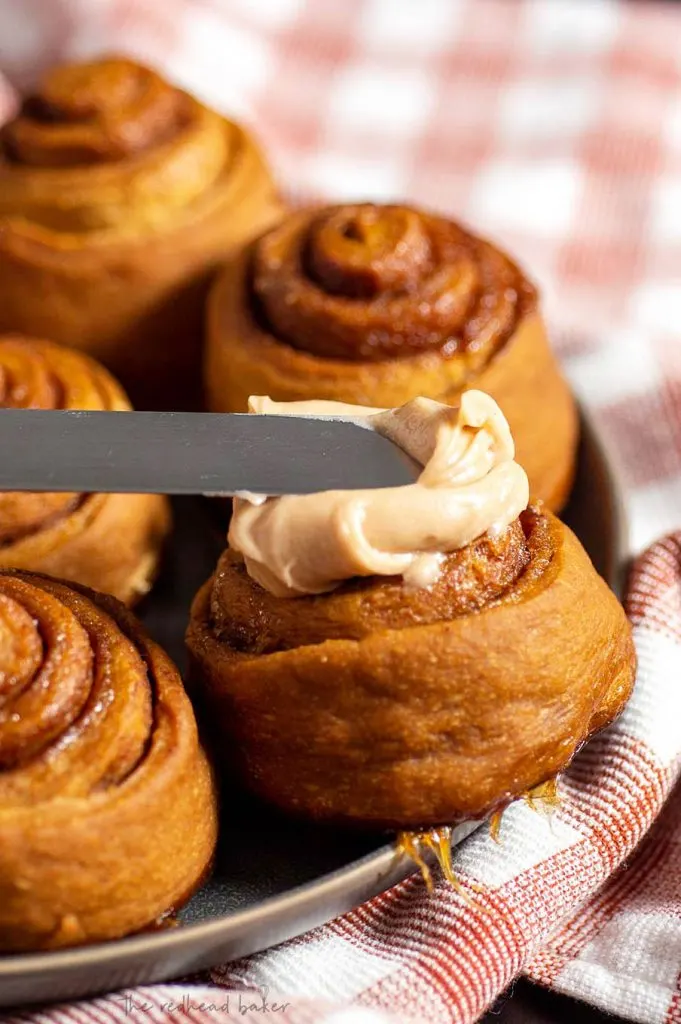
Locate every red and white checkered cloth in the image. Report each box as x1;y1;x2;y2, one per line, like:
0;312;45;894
2;1;681;1021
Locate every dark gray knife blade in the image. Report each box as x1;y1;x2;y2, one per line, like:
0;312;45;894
0;410;419;495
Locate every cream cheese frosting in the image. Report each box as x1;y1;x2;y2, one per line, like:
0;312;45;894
228;391;530;598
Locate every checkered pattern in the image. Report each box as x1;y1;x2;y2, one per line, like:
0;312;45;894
1;1;681;1021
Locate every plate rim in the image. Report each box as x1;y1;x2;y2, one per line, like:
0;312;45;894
0;837;407;975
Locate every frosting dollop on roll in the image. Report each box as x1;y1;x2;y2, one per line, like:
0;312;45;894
228;390;530;597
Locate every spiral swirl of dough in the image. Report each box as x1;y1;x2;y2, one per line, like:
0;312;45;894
0;570;216;951
251;204;536;362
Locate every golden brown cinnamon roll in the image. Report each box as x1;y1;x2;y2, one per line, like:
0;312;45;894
0;570;217;951
206;203;578;510
0;56;282;409
187;394;634;829
0;335;170;604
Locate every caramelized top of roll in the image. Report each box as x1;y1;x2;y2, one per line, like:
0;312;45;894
0;56;237;235
2;58;189;167
251;204;537;362
212;516;543;652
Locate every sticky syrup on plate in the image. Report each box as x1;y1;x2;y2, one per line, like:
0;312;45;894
397;779;561;894
396;826;483;906
489;777;561;842
525;776;560;812
489;810;504;843
145;908;180;932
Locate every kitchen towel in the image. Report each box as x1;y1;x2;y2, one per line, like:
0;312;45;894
1;1;681;1021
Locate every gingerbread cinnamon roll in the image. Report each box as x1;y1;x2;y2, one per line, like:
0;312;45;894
0;570;217;951
187;394;634;828
206;204;577;510
0;56;282;409
0;335;170;604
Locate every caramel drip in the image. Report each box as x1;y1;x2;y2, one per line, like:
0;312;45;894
1;58;188;167
525;777;560;812
396;827;485;907
0;572;152;800
0;336;125;545
251;204;536;363
488;779;560;841
489;810;504;843
397;798;558;909
396;831;435;892
145;910;181;932
419;827;458;888
399;785;560;896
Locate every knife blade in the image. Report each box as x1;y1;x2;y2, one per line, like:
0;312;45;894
0;410;420;496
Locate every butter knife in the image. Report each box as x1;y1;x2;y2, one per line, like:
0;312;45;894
0;410;418;495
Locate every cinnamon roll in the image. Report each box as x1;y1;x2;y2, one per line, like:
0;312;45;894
205;203;577;510
0;335;170;604
0;570;217;952
0;56;282;409
187;393;635;828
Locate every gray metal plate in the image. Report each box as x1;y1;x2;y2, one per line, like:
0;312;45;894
0;411;626;1008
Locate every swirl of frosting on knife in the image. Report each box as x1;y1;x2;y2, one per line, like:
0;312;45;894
228;391;530;597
